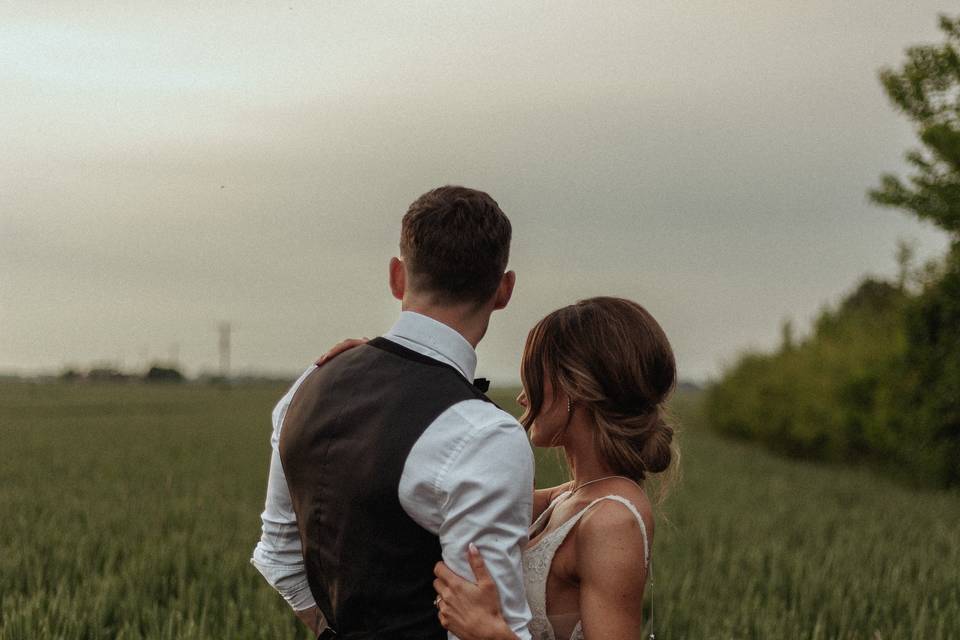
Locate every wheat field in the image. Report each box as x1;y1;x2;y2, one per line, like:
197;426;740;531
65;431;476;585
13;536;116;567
1;381;957;639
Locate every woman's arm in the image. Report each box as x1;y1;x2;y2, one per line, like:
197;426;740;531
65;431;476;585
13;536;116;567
433;545;519;640
575;502;650;639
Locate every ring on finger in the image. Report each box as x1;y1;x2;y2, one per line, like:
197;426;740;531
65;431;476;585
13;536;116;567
434;595;442;608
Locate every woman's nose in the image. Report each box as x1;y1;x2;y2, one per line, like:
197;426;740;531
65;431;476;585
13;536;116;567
516;391;528;407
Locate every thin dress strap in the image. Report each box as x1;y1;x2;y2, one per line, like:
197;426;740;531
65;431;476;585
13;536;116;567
580;495;650;567
581;495;654;640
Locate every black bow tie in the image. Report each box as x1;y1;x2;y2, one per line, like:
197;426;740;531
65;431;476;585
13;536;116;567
473;377;490;393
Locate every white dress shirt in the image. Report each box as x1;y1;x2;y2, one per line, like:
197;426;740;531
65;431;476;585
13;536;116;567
251;311;535;639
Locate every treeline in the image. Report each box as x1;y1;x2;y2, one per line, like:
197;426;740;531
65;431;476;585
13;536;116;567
706;16;960;488
60;364;186;383
707;248;959;486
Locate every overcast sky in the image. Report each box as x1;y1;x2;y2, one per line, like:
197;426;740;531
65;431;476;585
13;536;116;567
1;1;954;383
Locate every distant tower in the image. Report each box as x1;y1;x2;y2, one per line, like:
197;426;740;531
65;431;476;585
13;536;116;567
218;322;232;378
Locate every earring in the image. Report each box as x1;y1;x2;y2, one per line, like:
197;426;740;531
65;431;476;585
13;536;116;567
567;397;572;413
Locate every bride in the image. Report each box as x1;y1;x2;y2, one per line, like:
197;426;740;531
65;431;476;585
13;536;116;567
432;296;676;640
320;296;677;639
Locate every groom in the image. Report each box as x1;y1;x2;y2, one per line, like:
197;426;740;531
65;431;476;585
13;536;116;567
251;186;534;639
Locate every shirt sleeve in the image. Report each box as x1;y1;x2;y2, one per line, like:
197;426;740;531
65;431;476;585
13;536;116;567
250;366;321;613
404;400;535;640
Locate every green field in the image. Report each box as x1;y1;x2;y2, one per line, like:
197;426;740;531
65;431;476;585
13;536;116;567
1;381;957;639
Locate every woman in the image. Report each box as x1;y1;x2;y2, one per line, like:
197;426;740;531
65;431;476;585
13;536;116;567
432;296;675;640
320;296;676;640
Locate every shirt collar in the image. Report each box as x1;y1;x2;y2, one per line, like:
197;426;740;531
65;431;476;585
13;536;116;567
384;311;478;381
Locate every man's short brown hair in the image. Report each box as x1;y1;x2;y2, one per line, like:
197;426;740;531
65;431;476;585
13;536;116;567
400;186;512;305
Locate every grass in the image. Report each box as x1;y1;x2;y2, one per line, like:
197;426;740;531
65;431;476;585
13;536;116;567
0;381;957;639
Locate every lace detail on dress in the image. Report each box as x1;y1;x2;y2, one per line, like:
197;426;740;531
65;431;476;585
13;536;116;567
522;494;649;640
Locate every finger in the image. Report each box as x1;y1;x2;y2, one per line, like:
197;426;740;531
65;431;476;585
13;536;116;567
468;545;500;600
434;561;457;582
433;578;452;599
467;542;493;584
315;338;368;365
325;338;363;359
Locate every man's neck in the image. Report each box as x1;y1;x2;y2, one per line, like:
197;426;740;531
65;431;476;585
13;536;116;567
400;302;491;348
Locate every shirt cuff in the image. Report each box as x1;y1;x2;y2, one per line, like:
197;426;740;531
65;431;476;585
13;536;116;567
249;557;318;611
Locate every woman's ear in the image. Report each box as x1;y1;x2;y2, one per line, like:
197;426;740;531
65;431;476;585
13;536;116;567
389;257;406;301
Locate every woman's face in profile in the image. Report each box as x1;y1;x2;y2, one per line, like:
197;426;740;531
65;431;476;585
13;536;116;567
519;376;569;448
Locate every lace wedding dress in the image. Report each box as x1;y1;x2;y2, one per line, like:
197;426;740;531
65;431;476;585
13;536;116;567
522;492;650;640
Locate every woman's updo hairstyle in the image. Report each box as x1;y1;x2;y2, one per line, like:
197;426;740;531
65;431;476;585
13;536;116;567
520;297;678;494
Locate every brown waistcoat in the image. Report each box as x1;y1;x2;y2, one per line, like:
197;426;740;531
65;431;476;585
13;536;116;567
279;337;490;639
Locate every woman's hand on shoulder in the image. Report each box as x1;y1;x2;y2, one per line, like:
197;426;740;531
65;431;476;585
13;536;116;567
576;500;651;638
548;480;574;501
532;481;574;521
314;338;369;366
432;544;517;640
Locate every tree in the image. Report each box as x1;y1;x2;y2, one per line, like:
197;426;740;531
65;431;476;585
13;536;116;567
870;15;960;236
871;14;960;486
145;365;185;383
704;14;960;486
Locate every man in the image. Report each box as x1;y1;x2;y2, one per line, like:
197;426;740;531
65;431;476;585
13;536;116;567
251;186;534;639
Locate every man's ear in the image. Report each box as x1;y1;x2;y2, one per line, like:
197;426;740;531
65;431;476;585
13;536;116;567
389;257;405;301
492;270;515;311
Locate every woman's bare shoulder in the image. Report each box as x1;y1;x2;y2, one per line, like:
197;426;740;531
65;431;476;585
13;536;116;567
577;480;654;545
573;487;652;590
